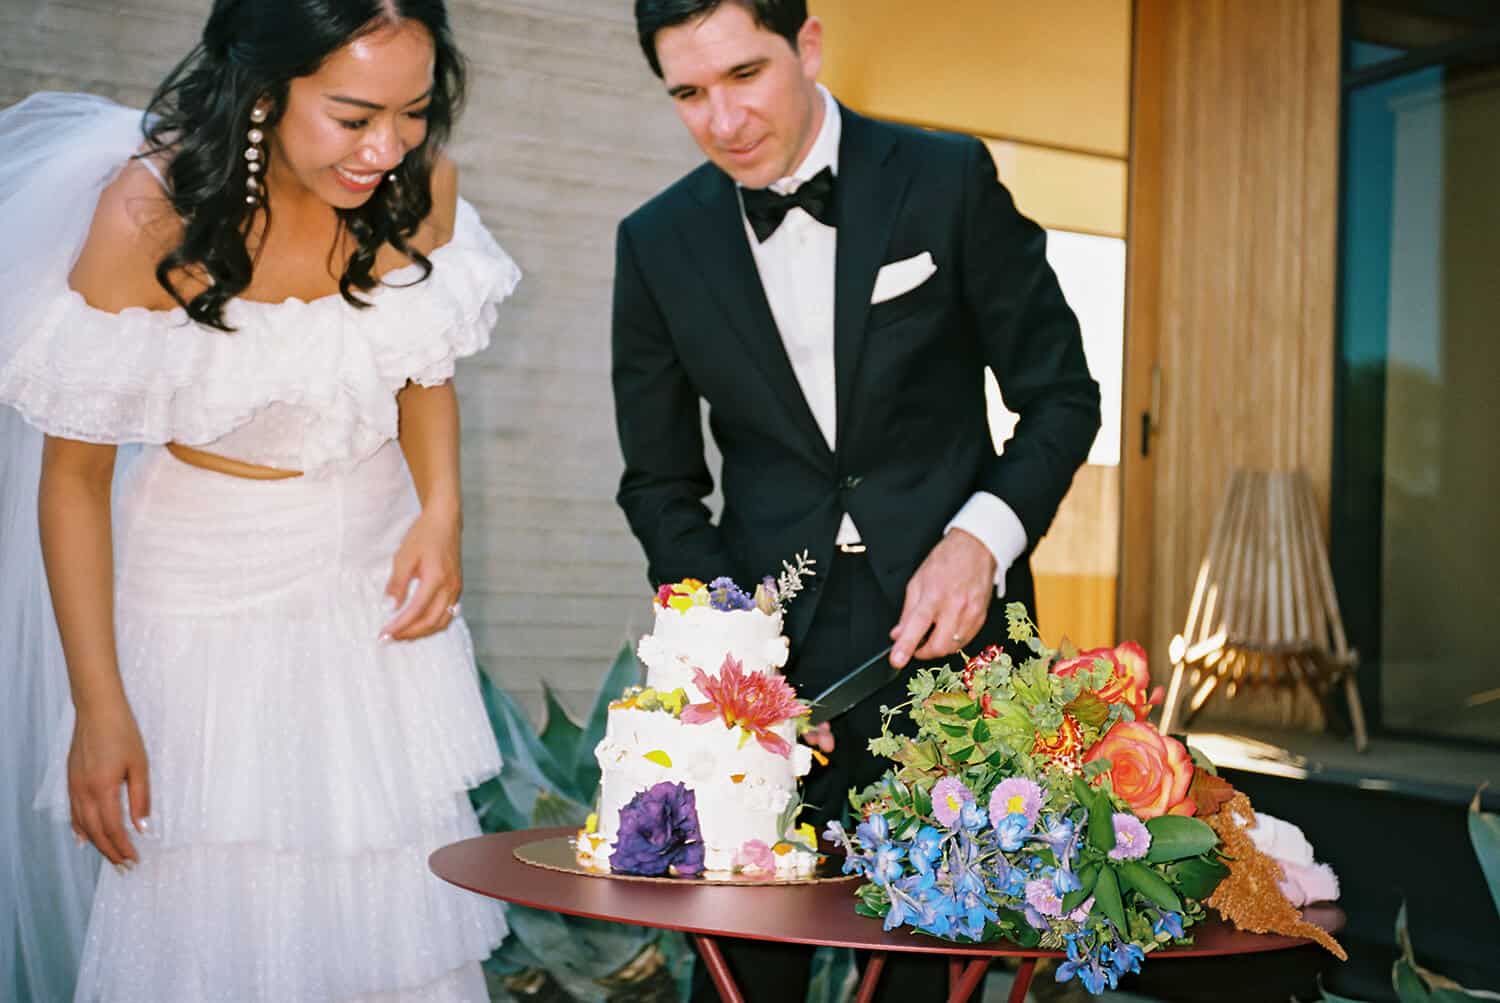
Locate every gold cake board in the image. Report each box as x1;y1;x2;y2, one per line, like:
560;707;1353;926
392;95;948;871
515;835;858;887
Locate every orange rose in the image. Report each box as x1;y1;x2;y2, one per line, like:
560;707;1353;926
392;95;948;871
1052;642;1161;721
1084;720;1195;819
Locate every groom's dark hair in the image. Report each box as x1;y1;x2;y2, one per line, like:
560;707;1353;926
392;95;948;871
635;0;808;78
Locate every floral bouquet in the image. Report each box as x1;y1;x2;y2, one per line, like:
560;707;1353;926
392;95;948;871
824;604;1342;993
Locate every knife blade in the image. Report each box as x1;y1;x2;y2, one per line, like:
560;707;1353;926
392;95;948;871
805;644;898;725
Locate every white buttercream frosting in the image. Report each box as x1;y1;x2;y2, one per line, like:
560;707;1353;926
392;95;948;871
637;605;789;700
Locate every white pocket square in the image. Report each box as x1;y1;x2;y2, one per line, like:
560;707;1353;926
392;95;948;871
870;251;937;305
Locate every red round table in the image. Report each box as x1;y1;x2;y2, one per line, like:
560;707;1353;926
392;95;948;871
430;827;1344;1003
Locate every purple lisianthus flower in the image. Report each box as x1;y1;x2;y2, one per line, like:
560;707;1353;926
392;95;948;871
707;576;755;611
609;781;705;877
1025;877;1065;918
989;777;1044;828
1108;812;1152;861
931;776;976;828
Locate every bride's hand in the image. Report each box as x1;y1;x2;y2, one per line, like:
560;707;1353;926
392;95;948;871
68;706;150;868
380;507;463;642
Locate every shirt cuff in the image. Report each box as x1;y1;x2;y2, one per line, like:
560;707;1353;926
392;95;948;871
945;492;1028;598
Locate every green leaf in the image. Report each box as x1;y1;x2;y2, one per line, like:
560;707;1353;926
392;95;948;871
1469;790;1500;922
1061;863;1101;913
538;683;585;788
1118;860;1184;913
1144;815;1219;862
995;908;1040;947
971;720;991;743
1166;856;1230;899
1094;866;1128;933
1394;958;1433;1002
956;701;982;720
926;691;970;716
1086;788;1117;854
939;722;971;739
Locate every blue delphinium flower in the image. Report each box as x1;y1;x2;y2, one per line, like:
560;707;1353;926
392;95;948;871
1038;812;1078;862
1111;942;1145;978
1152;908;1185;939
910;825;943;874
994;811;1030;851
1052;864;1082;896
856;811;890;847
958;800;989;831
872;842;906;884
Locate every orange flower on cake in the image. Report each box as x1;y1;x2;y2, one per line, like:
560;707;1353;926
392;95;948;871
1084;720;1195;819
1050;641;1162;721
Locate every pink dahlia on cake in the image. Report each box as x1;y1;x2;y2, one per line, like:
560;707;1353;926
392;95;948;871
681;655;809;758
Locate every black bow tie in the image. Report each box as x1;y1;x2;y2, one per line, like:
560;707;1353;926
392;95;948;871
741;167;837;242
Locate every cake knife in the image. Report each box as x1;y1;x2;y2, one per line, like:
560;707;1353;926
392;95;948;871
805;644;898;725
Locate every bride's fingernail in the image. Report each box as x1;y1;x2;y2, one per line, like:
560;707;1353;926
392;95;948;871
114;863;128;876
75;833;86;847
136;816;151;834
381;595;397;615
378;633;392;644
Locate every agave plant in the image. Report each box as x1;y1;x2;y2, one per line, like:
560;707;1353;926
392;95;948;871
470;645;693;1003
469;644;856;1003
1320;792;1500;1002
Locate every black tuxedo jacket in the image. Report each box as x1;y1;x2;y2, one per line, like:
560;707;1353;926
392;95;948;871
611;105;1100;647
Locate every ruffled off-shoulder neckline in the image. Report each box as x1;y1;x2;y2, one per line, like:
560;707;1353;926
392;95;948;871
0;197;521;474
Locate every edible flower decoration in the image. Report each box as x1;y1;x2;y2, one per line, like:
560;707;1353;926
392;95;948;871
680;655;809;758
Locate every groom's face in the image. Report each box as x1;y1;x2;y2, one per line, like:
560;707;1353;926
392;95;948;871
655;4;824;190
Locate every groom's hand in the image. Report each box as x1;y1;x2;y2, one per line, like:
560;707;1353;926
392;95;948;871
889;530;998;670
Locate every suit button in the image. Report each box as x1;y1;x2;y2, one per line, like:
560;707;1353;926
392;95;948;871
839;475;863;491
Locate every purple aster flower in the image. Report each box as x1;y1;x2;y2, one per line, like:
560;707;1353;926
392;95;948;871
609;781;705;877
931;777;975;828
707;576;755;611
1108;812;1152;861
989;778;1044;828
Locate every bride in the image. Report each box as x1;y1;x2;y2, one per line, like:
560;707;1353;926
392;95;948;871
0;1;516;1000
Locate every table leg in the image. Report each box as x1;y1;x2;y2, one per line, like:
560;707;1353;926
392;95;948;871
1008;957;1037;1003
946;958;990;1003
853;952;887;1003
690;935;744;1003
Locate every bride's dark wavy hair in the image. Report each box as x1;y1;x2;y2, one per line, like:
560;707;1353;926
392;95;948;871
141;0;466;330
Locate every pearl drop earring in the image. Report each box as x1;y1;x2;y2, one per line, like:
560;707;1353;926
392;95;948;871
244;104;268;206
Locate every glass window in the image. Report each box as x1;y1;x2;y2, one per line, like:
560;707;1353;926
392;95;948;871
1336;56;1500;744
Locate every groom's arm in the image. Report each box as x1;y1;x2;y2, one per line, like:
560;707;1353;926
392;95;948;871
611;219;736;586
889;137;1101;667
959;136;1101;546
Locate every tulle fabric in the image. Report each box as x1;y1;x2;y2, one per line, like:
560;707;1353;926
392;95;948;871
0;93;513;1001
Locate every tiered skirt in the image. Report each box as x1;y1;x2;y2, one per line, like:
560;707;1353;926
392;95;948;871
38;443;507;1002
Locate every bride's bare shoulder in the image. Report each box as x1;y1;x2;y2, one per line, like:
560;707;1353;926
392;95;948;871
68;157;183;313
411;153;459;254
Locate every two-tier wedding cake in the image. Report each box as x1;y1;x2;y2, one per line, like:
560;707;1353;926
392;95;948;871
576;563;825;878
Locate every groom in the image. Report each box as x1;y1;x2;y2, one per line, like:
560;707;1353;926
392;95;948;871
612;0;1099;995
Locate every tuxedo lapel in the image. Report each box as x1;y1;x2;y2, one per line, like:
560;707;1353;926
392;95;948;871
678;168;832;470
833;110;913;449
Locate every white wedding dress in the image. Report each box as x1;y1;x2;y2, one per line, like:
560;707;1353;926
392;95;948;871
0;93;516;1002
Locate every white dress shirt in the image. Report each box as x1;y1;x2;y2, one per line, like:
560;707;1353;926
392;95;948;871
740;85;1027;595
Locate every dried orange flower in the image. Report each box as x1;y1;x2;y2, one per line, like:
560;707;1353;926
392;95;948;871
1205;794;1346;960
